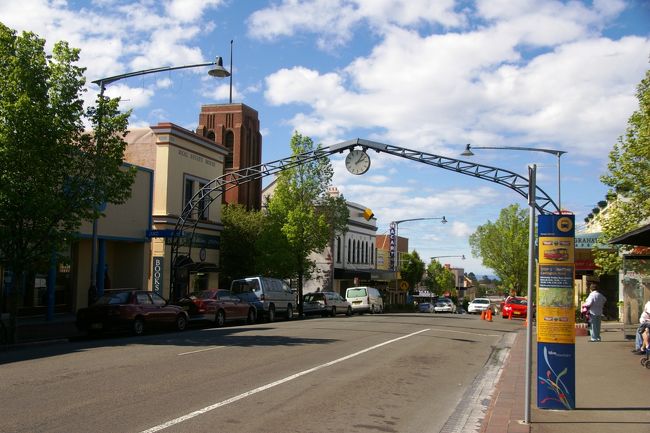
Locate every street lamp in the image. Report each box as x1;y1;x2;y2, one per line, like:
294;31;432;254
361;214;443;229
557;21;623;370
461;144;542;423
88;57;230;301
430;255;465;261
390;217;447;302
461;143;566;211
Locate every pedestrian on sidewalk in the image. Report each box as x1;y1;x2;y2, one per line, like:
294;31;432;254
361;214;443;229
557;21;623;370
583;282;606;342
632;300;650;353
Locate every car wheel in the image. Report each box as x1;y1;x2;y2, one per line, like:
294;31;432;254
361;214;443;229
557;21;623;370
330;306;337;317
286;304;294;320
247;308;256;324
267;305;276;323
215;310;226;327
133;318;144;335
176;314;188;331
346;306;352;316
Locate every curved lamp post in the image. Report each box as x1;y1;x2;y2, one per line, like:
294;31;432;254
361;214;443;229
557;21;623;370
88;57;230;300
390;216;447;302
430;254;465;261
462;143;552;424
461;143;566;211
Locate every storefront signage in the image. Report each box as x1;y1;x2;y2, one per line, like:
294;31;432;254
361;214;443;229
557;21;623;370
152;256;164;295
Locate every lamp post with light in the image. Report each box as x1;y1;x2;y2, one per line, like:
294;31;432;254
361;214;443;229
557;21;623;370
461;144;566;211
88;57;230;301
390;216;447;302
430;255;465;261
462;143;548;423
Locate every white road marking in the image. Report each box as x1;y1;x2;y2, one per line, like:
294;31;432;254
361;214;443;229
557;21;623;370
139;328;430;433
177;346;225;356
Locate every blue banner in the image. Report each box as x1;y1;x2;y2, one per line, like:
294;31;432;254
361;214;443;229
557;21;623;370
538;214;575;237
537;342;575;409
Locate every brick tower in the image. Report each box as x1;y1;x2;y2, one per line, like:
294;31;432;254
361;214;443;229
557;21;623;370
196;103;262;210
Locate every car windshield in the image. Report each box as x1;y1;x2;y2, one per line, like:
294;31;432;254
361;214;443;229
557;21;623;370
473;299;490;304
304;293;324;302
95;292;130;305
509;298;528;305
347;288;367;297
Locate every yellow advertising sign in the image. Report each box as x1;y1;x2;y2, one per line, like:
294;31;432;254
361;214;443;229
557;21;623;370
539;237;574;264
537;264;575;344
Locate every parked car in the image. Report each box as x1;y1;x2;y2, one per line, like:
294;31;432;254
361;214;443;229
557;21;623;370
176;289;256;326
76;290;188;336
230;276;295;322
303;292;352;317
345;286;384;314
501;296;531;319
467;297;492;314
434;298;457;313
418;302;435;313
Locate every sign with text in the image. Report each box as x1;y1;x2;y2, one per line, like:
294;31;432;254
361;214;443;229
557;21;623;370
152;256;164;295
537;214;575;410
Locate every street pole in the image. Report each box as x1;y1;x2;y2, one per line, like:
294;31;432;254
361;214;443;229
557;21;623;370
524;164;536;424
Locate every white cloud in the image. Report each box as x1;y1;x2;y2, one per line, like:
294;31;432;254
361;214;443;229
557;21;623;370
165;0;225;22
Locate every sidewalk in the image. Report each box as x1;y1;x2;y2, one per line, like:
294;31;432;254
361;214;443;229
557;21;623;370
481;322;650;433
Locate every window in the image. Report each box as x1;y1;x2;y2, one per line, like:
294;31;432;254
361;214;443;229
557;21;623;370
136;292;152;305
198;182;208;220
225;130;234;169
348;239;351;263
336;236;341;263
184;179;194;212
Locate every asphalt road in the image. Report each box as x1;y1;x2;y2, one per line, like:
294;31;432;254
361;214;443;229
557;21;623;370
0;313;523;433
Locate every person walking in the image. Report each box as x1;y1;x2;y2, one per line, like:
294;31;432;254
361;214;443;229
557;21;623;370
583;282;607;342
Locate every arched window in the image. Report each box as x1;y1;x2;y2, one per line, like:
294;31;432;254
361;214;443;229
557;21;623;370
371;243;375;264
348;238;351;263
225;130;234;169
336;236;341;263
365;242;368;263
207;130;215;142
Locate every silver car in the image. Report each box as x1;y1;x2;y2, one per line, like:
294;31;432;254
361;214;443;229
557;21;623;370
303;291;352;317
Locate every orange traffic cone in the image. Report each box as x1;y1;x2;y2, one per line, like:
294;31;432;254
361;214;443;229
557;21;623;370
481;310;486;320
508;310;513;320
486;309;493;322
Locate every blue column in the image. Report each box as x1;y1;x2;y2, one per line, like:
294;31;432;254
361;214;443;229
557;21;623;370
46;253;57;321
97;239;106;298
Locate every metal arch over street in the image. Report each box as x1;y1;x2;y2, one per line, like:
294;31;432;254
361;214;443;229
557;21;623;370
169;138;558;299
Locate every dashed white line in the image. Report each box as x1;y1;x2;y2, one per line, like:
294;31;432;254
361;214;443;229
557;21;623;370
140;328;430;433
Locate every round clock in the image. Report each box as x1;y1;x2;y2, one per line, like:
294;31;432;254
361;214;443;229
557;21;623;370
345;149;371;175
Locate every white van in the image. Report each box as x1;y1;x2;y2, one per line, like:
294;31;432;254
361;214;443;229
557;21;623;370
345;286;384;314
230;277;295;322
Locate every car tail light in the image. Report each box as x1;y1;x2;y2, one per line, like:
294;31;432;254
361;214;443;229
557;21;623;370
197;301;206;313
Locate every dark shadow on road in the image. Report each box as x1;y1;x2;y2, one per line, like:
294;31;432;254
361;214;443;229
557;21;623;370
0;323;338;365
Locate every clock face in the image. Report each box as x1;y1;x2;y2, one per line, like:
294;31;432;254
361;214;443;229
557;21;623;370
345;149;371;175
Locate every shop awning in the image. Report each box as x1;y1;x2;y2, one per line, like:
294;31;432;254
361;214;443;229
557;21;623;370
608;222;650;247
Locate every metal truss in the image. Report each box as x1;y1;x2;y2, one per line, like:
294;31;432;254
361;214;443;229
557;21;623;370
169;138;558;299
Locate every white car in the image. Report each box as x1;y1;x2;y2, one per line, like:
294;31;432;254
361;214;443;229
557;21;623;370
433;298;457;313
468;298;492;314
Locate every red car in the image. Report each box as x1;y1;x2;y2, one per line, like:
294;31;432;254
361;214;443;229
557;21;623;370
501;297;531;319
176;289;257;327
76;290;188;335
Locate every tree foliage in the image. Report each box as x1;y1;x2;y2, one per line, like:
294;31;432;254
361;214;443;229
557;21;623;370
399;250;425;294
468;204;529;294
219;204;266;285
0;25;135;339
596;67;650;275
425;259;456;295
265;133;349;312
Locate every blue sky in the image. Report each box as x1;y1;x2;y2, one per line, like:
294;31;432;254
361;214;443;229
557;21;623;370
1;0;649;277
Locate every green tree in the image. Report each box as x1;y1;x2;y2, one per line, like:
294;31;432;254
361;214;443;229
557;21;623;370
468;204;529;294
425;259;456;295
219;204;266;286
266;133;349;314
596;67;650;275
0;25;135;341
400;250;425;295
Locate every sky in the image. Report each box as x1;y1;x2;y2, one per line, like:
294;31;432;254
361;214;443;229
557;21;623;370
1;0;649;278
